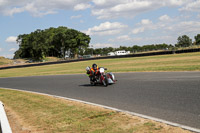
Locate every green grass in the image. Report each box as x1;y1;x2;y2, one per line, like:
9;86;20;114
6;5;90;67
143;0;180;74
44;57;62;62
0;88;191;133
0;52;200;77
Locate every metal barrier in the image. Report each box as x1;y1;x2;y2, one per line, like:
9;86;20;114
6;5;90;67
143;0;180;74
0;101;12;133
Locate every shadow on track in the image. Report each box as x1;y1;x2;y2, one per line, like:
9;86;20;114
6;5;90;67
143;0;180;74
79;84;109;87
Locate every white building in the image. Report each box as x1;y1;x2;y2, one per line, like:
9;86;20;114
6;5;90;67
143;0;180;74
108;50;130;56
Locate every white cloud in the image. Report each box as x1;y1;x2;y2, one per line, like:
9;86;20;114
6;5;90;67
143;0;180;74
132;27;145;34
159;18;200;35
174;21;200;34
140;19;152;25
179;0;200;12
4;7;25;16
131;14;200;44
9;48;16;52
74;3;92;11
0;0;195;18
110;1;151;12
132;19;155;34
159;15;171;21
85;21;128;36
92;0;154;19
0;0;91;16
167;0;187;6
5;36;17;43
0;48;2;52
91;0;194;19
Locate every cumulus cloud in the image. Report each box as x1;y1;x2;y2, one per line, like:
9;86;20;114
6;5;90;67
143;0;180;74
5;36;17;43
91;0;193;19
74;3;92;11
132;27;145;34
167;0;188;6
132;19;155;34
130;14;200;45
0;0;91;16
85;21;128;36
0;0;196;18
140;19;152;25
157;15;200;35
173;21;200;34
179;0;200;12
92;0;154;19
159;15;171;21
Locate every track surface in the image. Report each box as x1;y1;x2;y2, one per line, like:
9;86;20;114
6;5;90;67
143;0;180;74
0;72;200;129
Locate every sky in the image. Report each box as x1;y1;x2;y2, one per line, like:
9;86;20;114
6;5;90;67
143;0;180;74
0;0;200;58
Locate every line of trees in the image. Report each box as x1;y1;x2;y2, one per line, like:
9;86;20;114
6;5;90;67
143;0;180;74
85;34;200;56
84;44;173;56
14;26;91;60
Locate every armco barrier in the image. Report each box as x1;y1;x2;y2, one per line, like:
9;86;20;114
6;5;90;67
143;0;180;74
0;48;200;70
0;101;12;133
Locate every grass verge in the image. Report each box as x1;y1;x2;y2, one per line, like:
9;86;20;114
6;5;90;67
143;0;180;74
0;88;192;133
0;52;200;77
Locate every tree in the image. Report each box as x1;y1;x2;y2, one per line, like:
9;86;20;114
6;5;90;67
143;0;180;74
14;26;91;60
194;34;200;45
93;48;102;55
132;45;141;53
176;35;192;47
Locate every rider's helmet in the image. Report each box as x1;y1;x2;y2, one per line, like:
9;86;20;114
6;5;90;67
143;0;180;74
92;63;97;70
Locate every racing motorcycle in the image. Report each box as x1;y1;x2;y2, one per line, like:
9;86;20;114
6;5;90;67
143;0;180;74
86;67;116;87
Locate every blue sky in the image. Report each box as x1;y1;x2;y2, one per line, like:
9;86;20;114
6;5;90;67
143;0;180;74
0;0;200;58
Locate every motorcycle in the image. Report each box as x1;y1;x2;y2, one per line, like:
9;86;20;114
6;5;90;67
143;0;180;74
86;67;116;87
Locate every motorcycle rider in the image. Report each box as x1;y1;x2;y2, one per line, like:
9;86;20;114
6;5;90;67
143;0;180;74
86;63;100;82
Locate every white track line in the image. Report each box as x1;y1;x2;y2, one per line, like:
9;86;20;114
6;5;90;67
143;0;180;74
0;101;12;133
1;87;200;133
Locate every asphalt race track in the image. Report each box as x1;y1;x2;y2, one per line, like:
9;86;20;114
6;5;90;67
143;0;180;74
0;72;200;130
